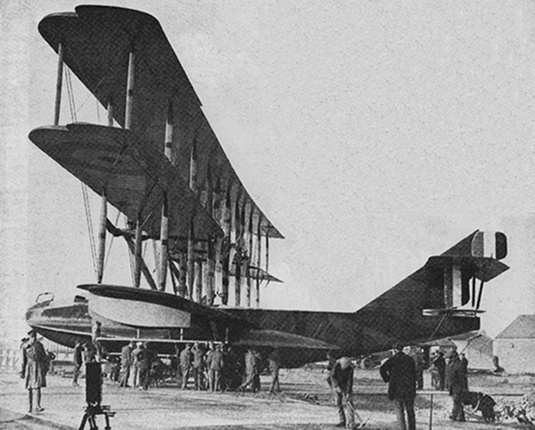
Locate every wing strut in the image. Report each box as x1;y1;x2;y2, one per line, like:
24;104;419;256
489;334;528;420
54;41;64;125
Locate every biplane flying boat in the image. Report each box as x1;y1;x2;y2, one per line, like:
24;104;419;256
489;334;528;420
27;5;509;368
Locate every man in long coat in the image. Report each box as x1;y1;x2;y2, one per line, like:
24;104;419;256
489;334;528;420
20;330;47;413
380;343;417;430
445;350;467;422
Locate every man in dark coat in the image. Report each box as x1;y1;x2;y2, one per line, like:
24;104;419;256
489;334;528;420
138;343;157;390
433;351;446;390
445;350;467;422
380;343;417;430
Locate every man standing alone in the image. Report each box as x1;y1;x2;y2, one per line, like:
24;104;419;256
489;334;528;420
21;330;47;413
380;343;417;430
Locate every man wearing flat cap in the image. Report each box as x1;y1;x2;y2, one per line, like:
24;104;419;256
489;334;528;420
380;343;417;430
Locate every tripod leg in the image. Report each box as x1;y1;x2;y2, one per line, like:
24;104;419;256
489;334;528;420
88;414;99;430
78;413;89;430
104;414;111;430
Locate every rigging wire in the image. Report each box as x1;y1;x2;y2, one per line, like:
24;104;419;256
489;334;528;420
81;184;98;277
65;67;99;277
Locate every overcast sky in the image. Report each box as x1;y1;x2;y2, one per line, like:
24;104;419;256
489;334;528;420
2;0;535;343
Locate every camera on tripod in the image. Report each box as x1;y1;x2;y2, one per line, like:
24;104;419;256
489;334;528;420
80;362;115;430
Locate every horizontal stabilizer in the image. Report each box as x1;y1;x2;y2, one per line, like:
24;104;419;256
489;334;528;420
426;256;509;282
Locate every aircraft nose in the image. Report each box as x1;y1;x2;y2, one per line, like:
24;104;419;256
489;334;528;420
25;302;46;329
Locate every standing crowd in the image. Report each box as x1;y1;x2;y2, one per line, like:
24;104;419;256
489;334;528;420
115;341;281;394
23;330;471;429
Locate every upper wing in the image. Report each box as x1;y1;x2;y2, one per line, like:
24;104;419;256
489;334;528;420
37;5;282;239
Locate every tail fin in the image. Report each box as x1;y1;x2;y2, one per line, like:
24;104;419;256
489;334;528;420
423;231;508;317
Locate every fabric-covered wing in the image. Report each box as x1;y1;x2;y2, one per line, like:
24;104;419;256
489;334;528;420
38;5;282;239
29;123;221;240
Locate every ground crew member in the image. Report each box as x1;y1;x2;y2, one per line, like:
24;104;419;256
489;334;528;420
131;342;144;388
445;350;467;422
138;343;157;390
207;344;224;391
119;341;134;387
326;350;337;389
380;343;417;430
460;353;468;373
331;357;358;428
20;330;47;413
192;342;205;390
240;348;261;392
267;348;281;394
180;343;192;389
72;340;83;386
433;351;446;390
411;347;424;390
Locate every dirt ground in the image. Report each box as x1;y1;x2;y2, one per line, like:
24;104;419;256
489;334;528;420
1;365;534;430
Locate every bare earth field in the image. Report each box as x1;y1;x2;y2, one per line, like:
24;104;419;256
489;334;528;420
0;366;533;430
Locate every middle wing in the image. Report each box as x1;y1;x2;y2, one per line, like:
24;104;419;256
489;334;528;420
29;123;221;240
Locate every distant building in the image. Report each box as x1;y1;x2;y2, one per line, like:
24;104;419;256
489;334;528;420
494;315;535;374
450;331;494;370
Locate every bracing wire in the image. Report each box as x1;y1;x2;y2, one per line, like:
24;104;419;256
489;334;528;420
65;67;99;277
81;184;98;277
